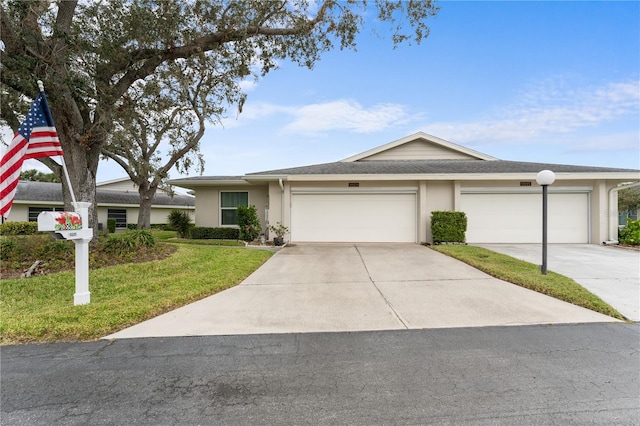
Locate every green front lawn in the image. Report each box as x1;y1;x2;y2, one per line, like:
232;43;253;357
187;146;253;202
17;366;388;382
432;244;625;320
0;244;272;344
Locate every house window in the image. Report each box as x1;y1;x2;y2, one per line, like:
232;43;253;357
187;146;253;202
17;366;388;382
28;206;64;222
220;191;248;226
107;209;127;229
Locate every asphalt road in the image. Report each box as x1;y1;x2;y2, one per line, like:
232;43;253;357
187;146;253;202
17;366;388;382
2;323;639;425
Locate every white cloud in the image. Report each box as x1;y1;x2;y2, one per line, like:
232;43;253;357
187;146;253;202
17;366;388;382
281;99;413;134
214;98;419;135
425;80;640;145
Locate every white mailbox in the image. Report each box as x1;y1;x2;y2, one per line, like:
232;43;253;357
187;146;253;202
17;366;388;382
37;202;93;305
38;211;92;240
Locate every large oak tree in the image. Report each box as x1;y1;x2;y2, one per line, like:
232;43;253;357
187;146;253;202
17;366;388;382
1;0;439;233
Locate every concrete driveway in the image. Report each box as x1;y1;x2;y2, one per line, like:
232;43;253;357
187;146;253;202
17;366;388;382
105;244;617;339
477;244;640;321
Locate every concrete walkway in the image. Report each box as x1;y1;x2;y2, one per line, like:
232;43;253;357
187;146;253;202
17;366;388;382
477;244;640;321
105;244;618;339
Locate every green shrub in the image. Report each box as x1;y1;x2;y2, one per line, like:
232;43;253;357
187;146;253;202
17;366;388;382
126;223;137;230
167;210;191;238
0;237;17;260
107;219;116;234
0;221;39;235
431;211;468;244
101;230;156;254
40;239;73;258
190;227;240;240
619;219;640;245
237;205;261;242
127;229;156;247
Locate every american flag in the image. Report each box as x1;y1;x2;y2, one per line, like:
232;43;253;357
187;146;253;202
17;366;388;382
0;91;64;218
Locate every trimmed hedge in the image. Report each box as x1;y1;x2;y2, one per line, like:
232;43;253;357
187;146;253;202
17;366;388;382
0;221;39;235
190;226;240;240
431;211;467;244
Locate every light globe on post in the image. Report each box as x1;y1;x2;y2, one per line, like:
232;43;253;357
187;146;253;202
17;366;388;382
536;170;556;274
536;170;556;187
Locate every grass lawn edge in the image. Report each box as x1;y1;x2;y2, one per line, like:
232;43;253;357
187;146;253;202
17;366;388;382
431;244;627;321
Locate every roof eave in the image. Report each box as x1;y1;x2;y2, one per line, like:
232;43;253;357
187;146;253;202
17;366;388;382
168;178;252;187
275;172;640;182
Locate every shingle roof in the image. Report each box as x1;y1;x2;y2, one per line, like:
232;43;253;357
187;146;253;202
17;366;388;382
14;181;195;206
246;159;639;176
171;176;245;181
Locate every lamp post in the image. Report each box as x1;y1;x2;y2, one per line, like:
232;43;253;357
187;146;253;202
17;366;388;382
536;170;556;274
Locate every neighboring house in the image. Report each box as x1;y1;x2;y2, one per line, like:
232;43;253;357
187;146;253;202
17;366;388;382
5;180;195;229
169;132;640;244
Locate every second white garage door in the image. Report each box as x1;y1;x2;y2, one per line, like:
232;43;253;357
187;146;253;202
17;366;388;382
291;192;417;242
461;192;589;243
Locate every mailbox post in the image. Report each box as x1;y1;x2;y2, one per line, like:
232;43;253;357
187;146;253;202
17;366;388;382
38;202;93;305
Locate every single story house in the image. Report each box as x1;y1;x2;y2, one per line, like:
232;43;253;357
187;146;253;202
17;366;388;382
5;179;195;229
169;132;640;244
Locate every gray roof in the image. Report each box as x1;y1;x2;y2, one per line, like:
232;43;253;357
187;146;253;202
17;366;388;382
14;181;195;206
246;159;639;176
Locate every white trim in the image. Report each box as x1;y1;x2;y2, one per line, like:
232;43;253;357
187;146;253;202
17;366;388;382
274;172;639;182
12;200;194;209
93;203;194;209
170;178;251;187
290;186;418;195
96;177;132;187
461;186;593;194
341;132;498;162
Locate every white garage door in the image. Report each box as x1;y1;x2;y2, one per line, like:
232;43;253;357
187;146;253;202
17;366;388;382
461;192;589;243
291;192;417;242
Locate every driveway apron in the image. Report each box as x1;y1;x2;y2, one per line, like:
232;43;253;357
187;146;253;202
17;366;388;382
104;244;617;339
477;244;640;321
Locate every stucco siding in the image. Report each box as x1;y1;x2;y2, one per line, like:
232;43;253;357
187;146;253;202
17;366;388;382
193;185;268;230
361;140;477;161
423;181;455;242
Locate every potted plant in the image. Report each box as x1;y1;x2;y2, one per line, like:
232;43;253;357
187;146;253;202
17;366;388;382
269;222;289;246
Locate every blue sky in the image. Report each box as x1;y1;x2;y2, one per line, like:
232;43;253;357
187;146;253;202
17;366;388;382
19;1;640;181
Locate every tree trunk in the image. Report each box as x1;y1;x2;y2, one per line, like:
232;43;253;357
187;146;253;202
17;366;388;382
137;182;158;229
52;102;102;239
61;141;100;239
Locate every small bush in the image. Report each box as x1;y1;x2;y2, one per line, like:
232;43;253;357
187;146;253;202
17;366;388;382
127;223;137;230
619;219;640;245
0;221;39;235
191;227;240;240
237;205;261;242
431;211;468;244
168;210;191;238
101;230;156;254
107;219;116;234
0;237;17;260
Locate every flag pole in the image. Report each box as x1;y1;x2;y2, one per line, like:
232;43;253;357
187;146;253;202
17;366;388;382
37;80;77;206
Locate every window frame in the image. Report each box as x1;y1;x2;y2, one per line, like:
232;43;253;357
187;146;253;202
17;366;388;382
220;191;249;227
107;208;128;229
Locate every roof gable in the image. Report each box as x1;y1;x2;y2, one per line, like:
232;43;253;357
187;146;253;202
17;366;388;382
342;132;497;162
